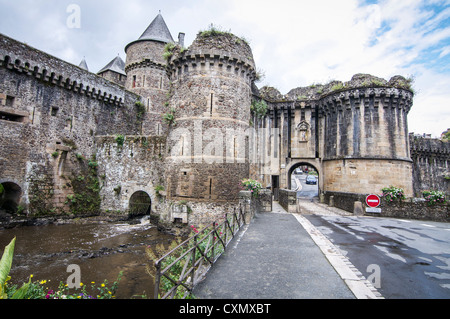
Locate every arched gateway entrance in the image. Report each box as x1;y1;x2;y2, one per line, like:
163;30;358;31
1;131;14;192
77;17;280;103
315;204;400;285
0;182;22;213
287;162;320;200
129;191;151;216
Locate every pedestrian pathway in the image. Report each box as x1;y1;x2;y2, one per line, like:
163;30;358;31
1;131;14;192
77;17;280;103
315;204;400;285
193;201;382;299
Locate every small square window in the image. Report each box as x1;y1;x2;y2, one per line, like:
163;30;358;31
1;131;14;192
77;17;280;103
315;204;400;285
5;96;14;107
51;107;59;116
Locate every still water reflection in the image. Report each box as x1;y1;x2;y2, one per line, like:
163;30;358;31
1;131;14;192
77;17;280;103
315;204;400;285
0;217;175;299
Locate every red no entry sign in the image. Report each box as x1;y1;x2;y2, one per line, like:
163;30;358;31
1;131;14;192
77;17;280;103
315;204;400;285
366;194;381;208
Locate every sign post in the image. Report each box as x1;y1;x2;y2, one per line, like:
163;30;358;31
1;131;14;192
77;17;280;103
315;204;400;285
365;194;381;213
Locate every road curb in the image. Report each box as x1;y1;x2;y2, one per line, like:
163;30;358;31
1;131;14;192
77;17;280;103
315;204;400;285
293;214;384;299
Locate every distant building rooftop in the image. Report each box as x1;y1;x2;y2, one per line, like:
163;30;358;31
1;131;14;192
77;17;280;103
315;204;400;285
78;58;89;71
97;55;126;76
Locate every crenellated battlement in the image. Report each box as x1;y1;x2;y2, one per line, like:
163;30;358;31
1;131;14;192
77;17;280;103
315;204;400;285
125;58;166;74
257;74;414;120
410;133;450;160
167;30;256;85
0;33;132;107
409;133;450;196
167;52;257;84
319;86;413;115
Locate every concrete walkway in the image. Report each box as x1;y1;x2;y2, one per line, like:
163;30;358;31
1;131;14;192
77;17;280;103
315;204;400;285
193;201;382;299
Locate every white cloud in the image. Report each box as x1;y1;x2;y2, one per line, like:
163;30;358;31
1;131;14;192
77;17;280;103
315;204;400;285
439;45;450;57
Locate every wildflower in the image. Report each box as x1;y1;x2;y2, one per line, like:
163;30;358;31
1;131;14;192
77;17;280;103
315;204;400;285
101;283;105;287
40;280;47;285
190;225;199;233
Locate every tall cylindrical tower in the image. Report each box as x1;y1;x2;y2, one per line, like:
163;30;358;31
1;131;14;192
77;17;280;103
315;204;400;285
164;30;256;222
124;13;174;135
319;74;414;196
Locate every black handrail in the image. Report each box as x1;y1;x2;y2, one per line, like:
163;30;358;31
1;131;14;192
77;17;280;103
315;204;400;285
154;208;245;299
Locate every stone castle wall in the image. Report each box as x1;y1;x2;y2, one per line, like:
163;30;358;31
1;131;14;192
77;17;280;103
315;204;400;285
0;33;143;216
254;74;415;197
320;81;414;196
125;40;170;136
410;134;450;196
164;31;256;220
95;135;166;215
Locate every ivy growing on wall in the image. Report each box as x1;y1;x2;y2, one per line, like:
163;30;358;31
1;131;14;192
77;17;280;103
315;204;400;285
66;154;101;216
250;100;268;118
163;108;176;126
27;166;55;216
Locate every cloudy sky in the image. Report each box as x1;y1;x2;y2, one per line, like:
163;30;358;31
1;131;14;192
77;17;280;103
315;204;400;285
0;0;449;137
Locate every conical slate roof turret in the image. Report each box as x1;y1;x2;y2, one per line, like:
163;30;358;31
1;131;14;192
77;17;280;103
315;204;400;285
125;13;174;52
139;13;174;43
78;57;89;71
97;55;126;76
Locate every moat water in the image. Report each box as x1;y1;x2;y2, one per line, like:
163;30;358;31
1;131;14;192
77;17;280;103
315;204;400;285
0;217;176;299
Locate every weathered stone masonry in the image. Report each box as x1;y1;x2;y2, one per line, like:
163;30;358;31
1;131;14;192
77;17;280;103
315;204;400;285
1;13;449;226
0;33;142;218
410;133;450;196
253;74;416;199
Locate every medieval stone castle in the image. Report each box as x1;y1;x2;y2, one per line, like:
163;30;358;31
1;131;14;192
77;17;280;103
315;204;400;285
0;13;449;225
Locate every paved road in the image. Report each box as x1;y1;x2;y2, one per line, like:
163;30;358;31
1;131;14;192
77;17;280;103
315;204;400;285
291;174;318;199
304;214;450;299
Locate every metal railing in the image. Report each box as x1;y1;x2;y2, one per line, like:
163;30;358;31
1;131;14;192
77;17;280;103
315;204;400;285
153;208;245;299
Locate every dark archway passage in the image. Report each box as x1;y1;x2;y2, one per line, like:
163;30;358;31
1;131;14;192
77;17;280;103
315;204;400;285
129;191;151;216
0;182;22;213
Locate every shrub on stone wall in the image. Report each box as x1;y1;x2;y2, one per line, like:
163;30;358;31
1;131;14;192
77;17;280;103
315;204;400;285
422;190;446;206
250;100;268;118
381;186;405;202
240;179;262;198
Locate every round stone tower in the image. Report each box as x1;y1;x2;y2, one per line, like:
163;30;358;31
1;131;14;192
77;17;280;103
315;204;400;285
164;29;257;222
124;13;174;135
319;74;414;197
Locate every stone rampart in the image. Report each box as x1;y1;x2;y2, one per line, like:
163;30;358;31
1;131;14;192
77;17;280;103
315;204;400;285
95;135;166;216
0;33;134;106
0;33;143;217
410;134;450;196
